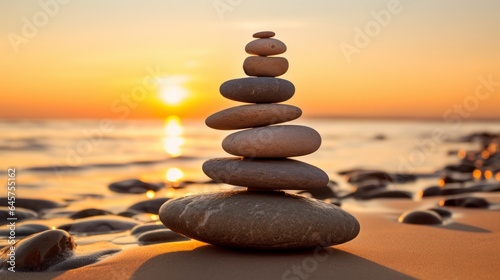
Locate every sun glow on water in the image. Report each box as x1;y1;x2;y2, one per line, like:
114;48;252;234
163;116;184;157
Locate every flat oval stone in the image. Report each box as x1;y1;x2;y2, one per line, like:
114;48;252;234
253;31;275;38
243;56;288;77
0;229;75;271
206;104;302;130
220;77;295;103
222;125;321;158
159;190;360;250
202;157;329;190
137;229;190;244
58;216;140;234
245;38;287;56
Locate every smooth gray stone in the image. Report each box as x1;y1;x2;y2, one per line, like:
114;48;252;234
220;77;295;103
205;104;301;130
0;229;75;271
159;190;360;250
222;125;321;158
202;157;329;190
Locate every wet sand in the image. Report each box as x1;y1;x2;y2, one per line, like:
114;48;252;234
4;194;499;280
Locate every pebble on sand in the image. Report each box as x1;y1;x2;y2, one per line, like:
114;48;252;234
159;190;360;250
0;229;75;271
398;210;443;225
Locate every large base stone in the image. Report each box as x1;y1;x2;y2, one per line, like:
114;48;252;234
159;190;360;250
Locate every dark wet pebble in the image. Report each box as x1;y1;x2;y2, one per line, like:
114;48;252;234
0;207;37;225
108;179;163;194
58;216;140;234
420;186;442;197
130;223;166;236
457;132;497;143
373;134;386;140
137;229;190;244
356;190;413;200
441;197;490;209
392;173;417;183
118;209;143;218
128;197;170;214
0;229;75;271
297;185;337;199
346;170;393;184
0;198;64;212
428;207;453;219
468;183;500;193
0;223;49;237
398;210;443;225
440;174;473;185
70;208;113;219
444;164;476;173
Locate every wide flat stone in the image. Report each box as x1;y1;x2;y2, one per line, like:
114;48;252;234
245;38;287;56
243;56;288;77
222;125;321;158
205;104;302;130
159;190;360;249
220;77;295;103
202;157;329;190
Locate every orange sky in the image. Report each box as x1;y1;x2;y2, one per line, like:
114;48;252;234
1;0;499;120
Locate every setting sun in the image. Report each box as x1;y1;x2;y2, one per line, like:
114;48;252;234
158;76;189;105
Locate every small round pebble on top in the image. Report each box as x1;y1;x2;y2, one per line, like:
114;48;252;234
253;31;275;38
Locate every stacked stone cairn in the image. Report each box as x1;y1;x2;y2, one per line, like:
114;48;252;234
160;31;360;250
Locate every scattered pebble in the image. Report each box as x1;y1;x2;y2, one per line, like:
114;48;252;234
58;216;140;234
128;197;170;214
137;229;190;244
428;207;453;219
130;223;166;236
70;208;113;219
0;223;49;237
0;206;37;225
0;198;64;212
0;229;75;271
398;210;443;225
108;179;163;194
441;197;490;209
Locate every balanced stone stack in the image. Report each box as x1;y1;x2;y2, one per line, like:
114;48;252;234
160;31;360;250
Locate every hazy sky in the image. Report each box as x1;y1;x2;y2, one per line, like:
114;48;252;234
1;0;499;119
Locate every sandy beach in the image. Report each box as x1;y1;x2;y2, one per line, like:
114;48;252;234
4;194;499;280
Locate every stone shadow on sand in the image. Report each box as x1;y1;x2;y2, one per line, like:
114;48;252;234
132;245;415;280
440;222;491;233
